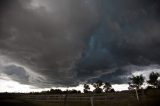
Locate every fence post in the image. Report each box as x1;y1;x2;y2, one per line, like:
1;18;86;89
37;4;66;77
135;89;139;101
90;97;94;106
64;94;68;106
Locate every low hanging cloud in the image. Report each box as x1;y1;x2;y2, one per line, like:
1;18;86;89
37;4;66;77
4;65;29;84
0;0;160;87
0;56;46;87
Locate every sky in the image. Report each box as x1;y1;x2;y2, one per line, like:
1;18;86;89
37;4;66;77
0;0;160;92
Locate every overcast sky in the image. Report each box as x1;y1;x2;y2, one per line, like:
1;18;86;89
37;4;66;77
0;0;160;92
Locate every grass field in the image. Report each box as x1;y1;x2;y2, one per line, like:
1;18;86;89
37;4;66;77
0;89;159;106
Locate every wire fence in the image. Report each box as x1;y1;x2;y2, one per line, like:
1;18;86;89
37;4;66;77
22;93;135;102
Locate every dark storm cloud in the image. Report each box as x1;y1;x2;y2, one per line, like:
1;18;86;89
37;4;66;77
0;0;103;87
0;0;160;87
87;68;130;84
76;0;160;83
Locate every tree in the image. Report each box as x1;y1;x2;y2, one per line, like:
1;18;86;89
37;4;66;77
50;89;62;94
110;88;115;92
69;89;81;94
129;74;145;90
158;80;160;89
147;72;160;88
103;82;112;92
128;74;145;101
83;84;90;93
93;80;103;93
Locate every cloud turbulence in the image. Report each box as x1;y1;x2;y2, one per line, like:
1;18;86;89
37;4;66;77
0;0;160;88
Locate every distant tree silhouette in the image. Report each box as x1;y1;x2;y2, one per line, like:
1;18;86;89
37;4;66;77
110;88;115;93
103;82;112;92
93;80;103;93
83;84;90;93
63;89;81;94
69;89;81;94
147;72;160;88
129;74;145;90
50;89;62;94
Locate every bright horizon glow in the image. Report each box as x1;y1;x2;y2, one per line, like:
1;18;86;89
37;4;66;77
0;78;129;93
1;69;160;93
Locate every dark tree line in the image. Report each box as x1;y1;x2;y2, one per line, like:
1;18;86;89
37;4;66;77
40;89;81;94
84;72;160;94
127;72;160;101
128;72;160;90
31;72;159;95
83;80;115;94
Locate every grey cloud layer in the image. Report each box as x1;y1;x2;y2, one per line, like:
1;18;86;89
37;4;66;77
0;0;160;87
75;0;160;83
0;0;103;87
